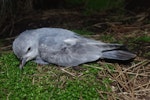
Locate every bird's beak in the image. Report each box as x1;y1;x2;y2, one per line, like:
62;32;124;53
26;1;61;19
19;58;27;69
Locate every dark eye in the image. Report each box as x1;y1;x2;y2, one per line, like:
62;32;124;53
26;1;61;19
27;47;31;52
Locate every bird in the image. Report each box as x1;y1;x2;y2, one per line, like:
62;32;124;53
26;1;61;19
13;28;136;70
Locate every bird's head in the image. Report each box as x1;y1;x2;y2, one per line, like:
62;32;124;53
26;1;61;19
13;33;39;69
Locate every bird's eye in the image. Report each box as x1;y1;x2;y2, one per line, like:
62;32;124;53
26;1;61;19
27;47;31;52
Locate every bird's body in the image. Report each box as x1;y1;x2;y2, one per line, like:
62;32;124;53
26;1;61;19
13;28;136;69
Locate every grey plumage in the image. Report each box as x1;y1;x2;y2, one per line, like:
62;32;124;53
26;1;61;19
12;28;136;69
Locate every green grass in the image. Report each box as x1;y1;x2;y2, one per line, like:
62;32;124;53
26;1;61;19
72;29;94;35
0;53;113;100
133;36;150;42
100;34;116;43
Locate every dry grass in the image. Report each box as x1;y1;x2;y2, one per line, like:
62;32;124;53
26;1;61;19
96;59;150;100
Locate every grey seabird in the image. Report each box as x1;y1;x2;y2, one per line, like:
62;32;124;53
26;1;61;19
12;28;136;69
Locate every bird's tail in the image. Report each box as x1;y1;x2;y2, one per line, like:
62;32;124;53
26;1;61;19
101;50;136;61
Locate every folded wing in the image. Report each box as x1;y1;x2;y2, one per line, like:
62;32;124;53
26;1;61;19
39;36;136;66
39;36;104;66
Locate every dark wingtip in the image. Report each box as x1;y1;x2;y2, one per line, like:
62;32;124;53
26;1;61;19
103;57;135;64
102;50;136;61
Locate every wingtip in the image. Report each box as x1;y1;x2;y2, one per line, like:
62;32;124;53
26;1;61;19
102;50;137;61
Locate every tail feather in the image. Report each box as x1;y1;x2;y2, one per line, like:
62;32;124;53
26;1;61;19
101;50;136;61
